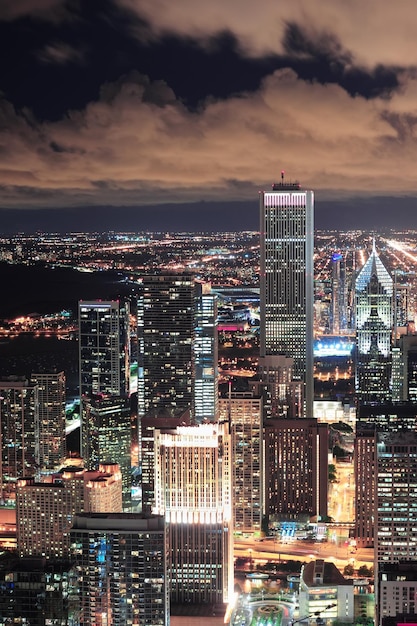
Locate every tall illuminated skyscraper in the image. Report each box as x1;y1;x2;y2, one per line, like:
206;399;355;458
153;423;233;605
194;283;218;423
70;513;169;626
219;391;263;534
355;242;393;404
78;300;130;399
31;371;66;472
137;274;195;418
259;175;314;417
0;378;39;505
82;394;131;509
264;418;328;521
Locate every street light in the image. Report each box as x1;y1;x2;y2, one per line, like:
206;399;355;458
248;548;253;571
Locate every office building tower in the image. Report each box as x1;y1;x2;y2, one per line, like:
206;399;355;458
79;300;130;399
394;281;409;332
331;252;347;334
0;378;39;505
259;176;314;417
81;394;131;508
219;391;263;534
355;242;393;404
154;423;233;605
70;513;169;626
137;274;195;418
397;333;417;401
194;283;218;423
31;371;66;472
140;412;191;515
354;423;377;548
376;430;417;565
16;464;123;558
264;418;328;523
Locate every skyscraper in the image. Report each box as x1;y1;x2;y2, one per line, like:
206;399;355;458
355;242;393;404
31;371;66;472
70;513;169;626
259;176;314;417
137;274;195;418
82;394;132;509
78;300;130;399
153;423;233;605
376;430;417;564
264;417;328;522
0;378;39;505
194;283;219;423
375;430;417;625
219;391;263;534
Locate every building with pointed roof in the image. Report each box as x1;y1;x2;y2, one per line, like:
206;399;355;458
355;241;393;404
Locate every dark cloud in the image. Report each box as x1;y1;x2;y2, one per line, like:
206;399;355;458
282;22;401;99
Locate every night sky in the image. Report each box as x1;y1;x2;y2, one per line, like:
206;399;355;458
1;0;417;232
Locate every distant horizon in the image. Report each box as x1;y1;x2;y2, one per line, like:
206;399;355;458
1;195;416;235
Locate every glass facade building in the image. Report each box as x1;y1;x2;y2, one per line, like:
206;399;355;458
79;300;130;399
70;513;169;626
355;242;393;404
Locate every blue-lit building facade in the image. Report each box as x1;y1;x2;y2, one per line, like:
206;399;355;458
194;283;218;423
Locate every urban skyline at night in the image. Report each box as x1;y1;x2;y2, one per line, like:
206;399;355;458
2;1;417;232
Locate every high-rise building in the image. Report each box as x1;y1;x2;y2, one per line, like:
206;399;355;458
140;412;191;515
194;283;218;423
137;274;195;418
31;371;66;472
397;333;417;401
16;463;123;558
259;176;314;417
354;423;377;548
264;418;328;523
219;391;263;534
70;513;169;626
375;431;417;625
376;430;417;565
355;242;393;404
81;394;131;508
331;252;347;334
153;423;233;605
0;378;39;505
78;300;130;400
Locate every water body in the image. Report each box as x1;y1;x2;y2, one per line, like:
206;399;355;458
0;261;135;318
0;262;136;393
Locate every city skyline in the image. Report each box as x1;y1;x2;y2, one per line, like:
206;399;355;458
2;1;417;232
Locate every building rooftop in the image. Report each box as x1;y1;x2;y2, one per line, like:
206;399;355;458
302;559;353;587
